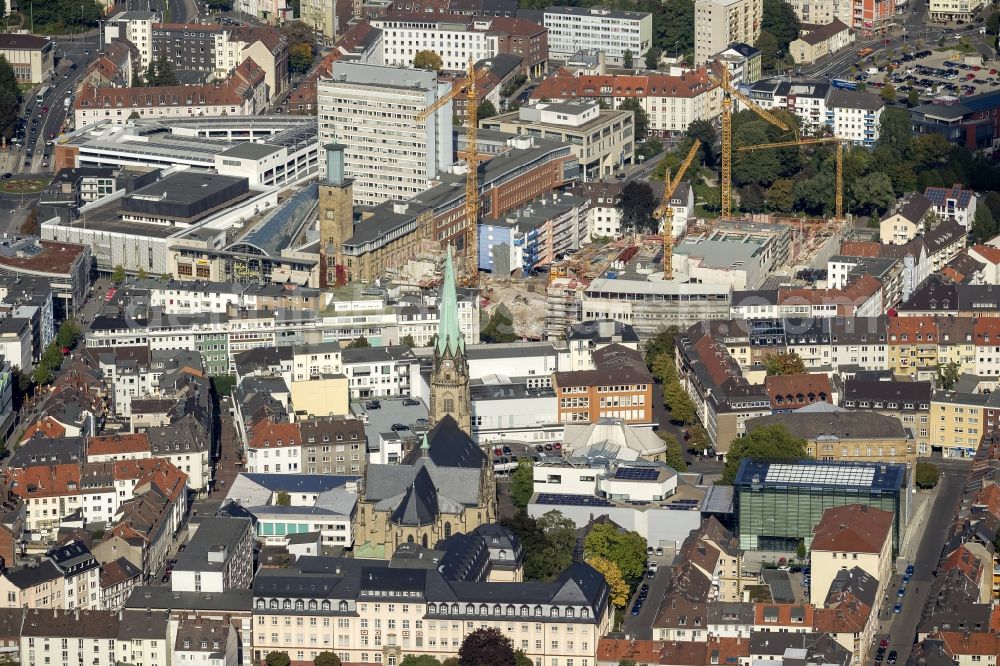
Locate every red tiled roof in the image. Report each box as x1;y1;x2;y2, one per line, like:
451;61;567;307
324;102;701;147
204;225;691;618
9;464;81;499
532;67;717;101
936;630;1000;656
19;418;66;443
88;433;150;457
811;504;893;554
971;244;1000;265
249;420;302;450
940;544;983;580
813;594;872;634
973;317;1000;343
764;373;833;410
754;603;814;627
974;484;1000;518
840;240;881;257
888;315;938;342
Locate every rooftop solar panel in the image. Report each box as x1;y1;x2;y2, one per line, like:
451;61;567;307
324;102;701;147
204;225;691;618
613;467;659;481
535;493;612;507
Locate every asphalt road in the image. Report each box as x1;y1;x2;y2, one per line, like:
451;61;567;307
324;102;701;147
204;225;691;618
883;461;968;664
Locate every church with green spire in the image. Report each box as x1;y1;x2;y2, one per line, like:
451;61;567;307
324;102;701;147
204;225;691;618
429;246;471;434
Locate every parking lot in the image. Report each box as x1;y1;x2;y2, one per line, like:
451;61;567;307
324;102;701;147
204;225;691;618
856;44;1000;98
490;440;562;475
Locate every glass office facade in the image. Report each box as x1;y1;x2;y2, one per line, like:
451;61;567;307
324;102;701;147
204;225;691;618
733;458;908;552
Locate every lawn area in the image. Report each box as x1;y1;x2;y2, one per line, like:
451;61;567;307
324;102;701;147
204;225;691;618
0;178;50;194
692;181;719;218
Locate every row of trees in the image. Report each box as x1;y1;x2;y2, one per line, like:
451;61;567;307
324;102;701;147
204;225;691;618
266;647;535;666
139;55;179;87
282;22;317;74
32;320;81;385
23;0;102;33
644;328;710;459
0;56;18;145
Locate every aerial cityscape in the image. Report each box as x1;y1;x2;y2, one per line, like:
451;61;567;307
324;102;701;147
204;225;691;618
0;0;996;664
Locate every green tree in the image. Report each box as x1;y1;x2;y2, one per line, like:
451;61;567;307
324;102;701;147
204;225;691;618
514;651;533;666
111;265;126;285
619;97;649;141
586;555;630;607
510;458;534;508
796;539;807;560
763;352;806;376
314;652;342;666
765;179;796;213
476;99;498;120
756;31;782;72
617;180;658;233
664;379;697;424
347;336;371;348
911;133;952;170
915;462;940;489
721;424;809;484
535;510;576;576
414;50;444;72
761;0;800;52
32;363;53;385
881;83;897;103
644;47;662;69
849;172;896;216
56;320;80;349
937;360;961;390
623;49;634;68
659;433;688;472
401;334;417;347
276;490;291;506
686;119;717;167
972;204;998;243
290;42;315;74
266;653;291;666
619;661;639;666
658;0;694;55
876;107;913;157
400;657;443;666
988;10;1000;34
644;326;680;367
458;627;515;666
583;522;647;582
906;89;920;107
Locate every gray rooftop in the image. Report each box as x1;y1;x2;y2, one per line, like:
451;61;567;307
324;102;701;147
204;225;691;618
173;516;251;573
328;61;439;91
219;142;282;160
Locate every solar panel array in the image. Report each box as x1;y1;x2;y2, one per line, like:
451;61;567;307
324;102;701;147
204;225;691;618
764;463;875;487
614;467;659;481
535;493;612;507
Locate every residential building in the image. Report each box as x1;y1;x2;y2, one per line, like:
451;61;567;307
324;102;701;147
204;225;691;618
825;88;883;146
928;0;985;22
480;101;634;181
880;192;934;245
694;0;764;66
552;344;654;426
764;373;835;413
570;181;625;240
477;193;588;274
714;42;762;84
99;557;142;611
0;541;100;611
842;380;932;455
733;458;907;551
853;0;894;34
173;615;239;666
749;79;830;134
317;62;453;207
809;504;894;605
0;34;54;84
925;183;978;228
543;6;652;61
790;20;855;64
565;320;640;371
104;11;156;68
171;517;255;593
744;410;915;467
299;416;366;475
928;389;1000;458
20;609;122;666
531;69;722;139
73;58;269;127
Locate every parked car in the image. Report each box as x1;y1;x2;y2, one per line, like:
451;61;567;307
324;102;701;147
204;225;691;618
655;547;664;556
391;423;409;431
493;448;503;456
402;398;420;406
893;603;902;613
502;445;512;455
887;651;897;664
365;400;381;409
897;587;905;597
905;564;915;576
646;546;654;556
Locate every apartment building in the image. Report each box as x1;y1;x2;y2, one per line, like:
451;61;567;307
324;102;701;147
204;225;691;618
105;11;155;68
929;389;1000;458
842;380;931;455
532;69;721;139
480;101;634;181
925;183;978;228
543;6;652;61
171;517;254;594
372;14;498;71
552;344;654;426
317;62;452;207
694;0;763;66
0;541;100;611
20;609;122;666
825;88;883;147
888;315;939;379
73;58;268;127
251;555;611;666
809;504;893;606
929;0;984;22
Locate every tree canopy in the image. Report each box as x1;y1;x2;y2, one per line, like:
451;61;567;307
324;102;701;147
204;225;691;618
721;424;809;484
477;100;498;120
458;627;515;666
617;181;658;233
143;54;179;86
266;653;291;666
761;0;800;54
583;522;647;582
763;352;806;376
400;657;443;666
510;459;534;508
501;509;575;580
915;462;940;489
414;50;444;71
0;56;18;143
586;555;630;607
620;98;649;141
314;653;342;666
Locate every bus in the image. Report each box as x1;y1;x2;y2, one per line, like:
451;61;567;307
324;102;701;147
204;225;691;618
831;78;859;91
36;85;49;104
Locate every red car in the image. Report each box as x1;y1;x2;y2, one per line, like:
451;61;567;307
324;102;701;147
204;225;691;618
41;106;48;112
493;447;502;456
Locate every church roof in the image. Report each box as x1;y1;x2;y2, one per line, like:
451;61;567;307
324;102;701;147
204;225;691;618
389;466;440;526
436;246;465;357
403;415;484;469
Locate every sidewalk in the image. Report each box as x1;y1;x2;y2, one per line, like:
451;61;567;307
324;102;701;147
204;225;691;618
898;484;938;566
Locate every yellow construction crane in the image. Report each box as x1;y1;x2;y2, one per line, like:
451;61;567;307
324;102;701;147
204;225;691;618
417;58;482;280
711;68;794;219
737;136;845;220
653;139;701;280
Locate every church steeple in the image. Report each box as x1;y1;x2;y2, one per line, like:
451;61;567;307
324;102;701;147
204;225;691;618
436;246;464;357
429;246;471;434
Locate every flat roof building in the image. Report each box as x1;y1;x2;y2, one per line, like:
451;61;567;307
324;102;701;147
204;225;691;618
542;6;652;61
733;458;908;552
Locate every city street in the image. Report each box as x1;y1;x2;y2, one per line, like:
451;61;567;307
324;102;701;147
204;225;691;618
881;460;970;663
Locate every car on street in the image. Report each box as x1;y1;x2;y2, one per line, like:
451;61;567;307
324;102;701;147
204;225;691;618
893;602;902;613
402;398;420;406
0;173;10;180
365;400;381;409
905;564;915;575
655;547;664;556
879;638;889;649
391;423;409;431
897;587;905;597
887;651;897;664
630;602;642;616
646;546;654;556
